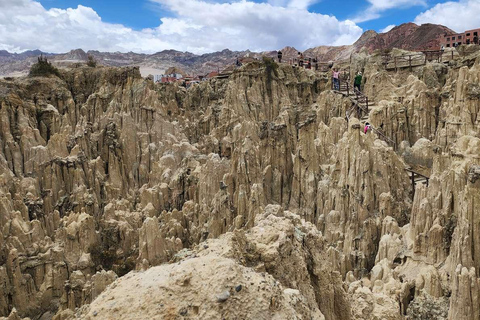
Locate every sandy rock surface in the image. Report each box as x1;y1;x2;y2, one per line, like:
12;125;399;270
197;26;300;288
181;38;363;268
1;48;480;320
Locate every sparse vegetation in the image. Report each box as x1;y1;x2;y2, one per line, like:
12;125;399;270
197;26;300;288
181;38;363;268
29;55;60;77
263;56;279;101
87;55;98;68
263;56;279;78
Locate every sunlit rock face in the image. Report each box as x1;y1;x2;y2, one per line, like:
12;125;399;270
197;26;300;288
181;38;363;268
1;49;480;320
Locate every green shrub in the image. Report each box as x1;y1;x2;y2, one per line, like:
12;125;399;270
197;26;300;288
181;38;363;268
29;55;60;77
263;56;279;100
87;55;97;68
263;56;279;78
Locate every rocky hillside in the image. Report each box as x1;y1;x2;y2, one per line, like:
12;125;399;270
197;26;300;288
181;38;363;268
0;23;457;77
1;45;480;320
360;23;455;52
303;23;455;61
0;48;267;78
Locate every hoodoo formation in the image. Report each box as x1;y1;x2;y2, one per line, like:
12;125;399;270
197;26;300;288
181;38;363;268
1;44;480;320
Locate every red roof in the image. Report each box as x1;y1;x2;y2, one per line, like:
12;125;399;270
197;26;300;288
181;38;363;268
206;71;219;78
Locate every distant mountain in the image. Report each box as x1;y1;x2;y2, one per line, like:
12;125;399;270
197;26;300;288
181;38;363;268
299;23;455;62
55;48;89;61
0;49;51;59
360;23;455;52
0;23;458;77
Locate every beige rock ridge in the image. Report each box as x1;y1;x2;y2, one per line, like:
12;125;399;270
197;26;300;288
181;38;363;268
57;207;347;320
0;48;480;320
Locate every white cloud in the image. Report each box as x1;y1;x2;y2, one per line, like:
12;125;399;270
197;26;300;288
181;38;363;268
414;0;480;33
287;0;320;9
380;24;395;33
0;0;363;54
264;0;320;9
353;0;426;23
367;0;425;10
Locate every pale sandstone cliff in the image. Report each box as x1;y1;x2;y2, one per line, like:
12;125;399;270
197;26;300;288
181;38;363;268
0;48;479;320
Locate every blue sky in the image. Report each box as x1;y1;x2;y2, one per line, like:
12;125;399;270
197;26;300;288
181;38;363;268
1;0;479;53
37;0;447;33
39;0;165;30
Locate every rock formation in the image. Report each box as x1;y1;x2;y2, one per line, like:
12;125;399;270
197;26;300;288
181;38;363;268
0;46;479;320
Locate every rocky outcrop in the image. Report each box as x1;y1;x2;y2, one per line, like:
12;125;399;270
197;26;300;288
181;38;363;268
361;23;455;52
1;48;480;320
57;207;347;320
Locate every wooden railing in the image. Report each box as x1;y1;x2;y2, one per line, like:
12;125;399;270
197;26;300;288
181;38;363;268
288;57;329;71
422;50;454;62
383;50;456;71
333;78;373;120
371;127;396;149
332;76;350;96
383;53;426;71
405;168;430;198
354;88;369;112
333;80;400;150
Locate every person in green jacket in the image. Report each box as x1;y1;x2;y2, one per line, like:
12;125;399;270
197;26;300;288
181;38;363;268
354;71;362;92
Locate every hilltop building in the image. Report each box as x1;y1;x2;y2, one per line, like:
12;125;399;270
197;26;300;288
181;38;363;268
442;28;480;48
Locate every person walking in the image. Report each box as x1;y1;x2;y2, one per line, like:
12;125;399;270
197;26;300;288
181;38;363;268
332;69;340;90
277;50;283;63
354;71;362;92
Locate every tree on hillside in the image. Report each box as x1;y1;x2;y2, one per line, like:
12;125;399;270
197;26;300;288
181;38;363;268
29;55;60;77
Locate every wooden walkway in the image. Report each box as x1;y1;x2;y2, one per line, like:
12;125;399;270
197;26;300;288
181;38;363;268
332;80;431;196
332;77;432;196
332;77;371;123
382;50;455;71
332;76;399;150
406;168;430;198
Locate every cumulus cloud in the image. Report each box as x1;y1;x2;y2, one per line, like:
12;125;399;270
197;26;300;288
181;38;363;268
414;0;480;33
0;0;363;54
353;0;426;23
267;0;319;10
380;24;395;33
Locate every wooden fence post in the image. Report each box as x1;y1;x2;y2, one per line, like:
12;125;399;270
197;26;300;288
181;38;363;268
409;55;412;71
411;172;415;199
394;57;397;72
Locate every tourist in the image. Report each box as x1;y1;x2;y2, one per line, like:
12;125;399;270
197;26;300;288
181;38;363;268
277;51;283;63
332;68;340;90
354;72;362;92
364;122;371;134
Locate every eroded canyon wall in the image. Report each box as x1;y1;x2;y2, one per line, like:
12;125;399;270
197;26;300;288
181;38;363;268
0;50;479;319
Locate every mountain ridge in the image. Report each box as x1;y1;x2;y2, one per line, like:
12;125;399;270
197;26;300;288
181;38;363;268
0;22;456;77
